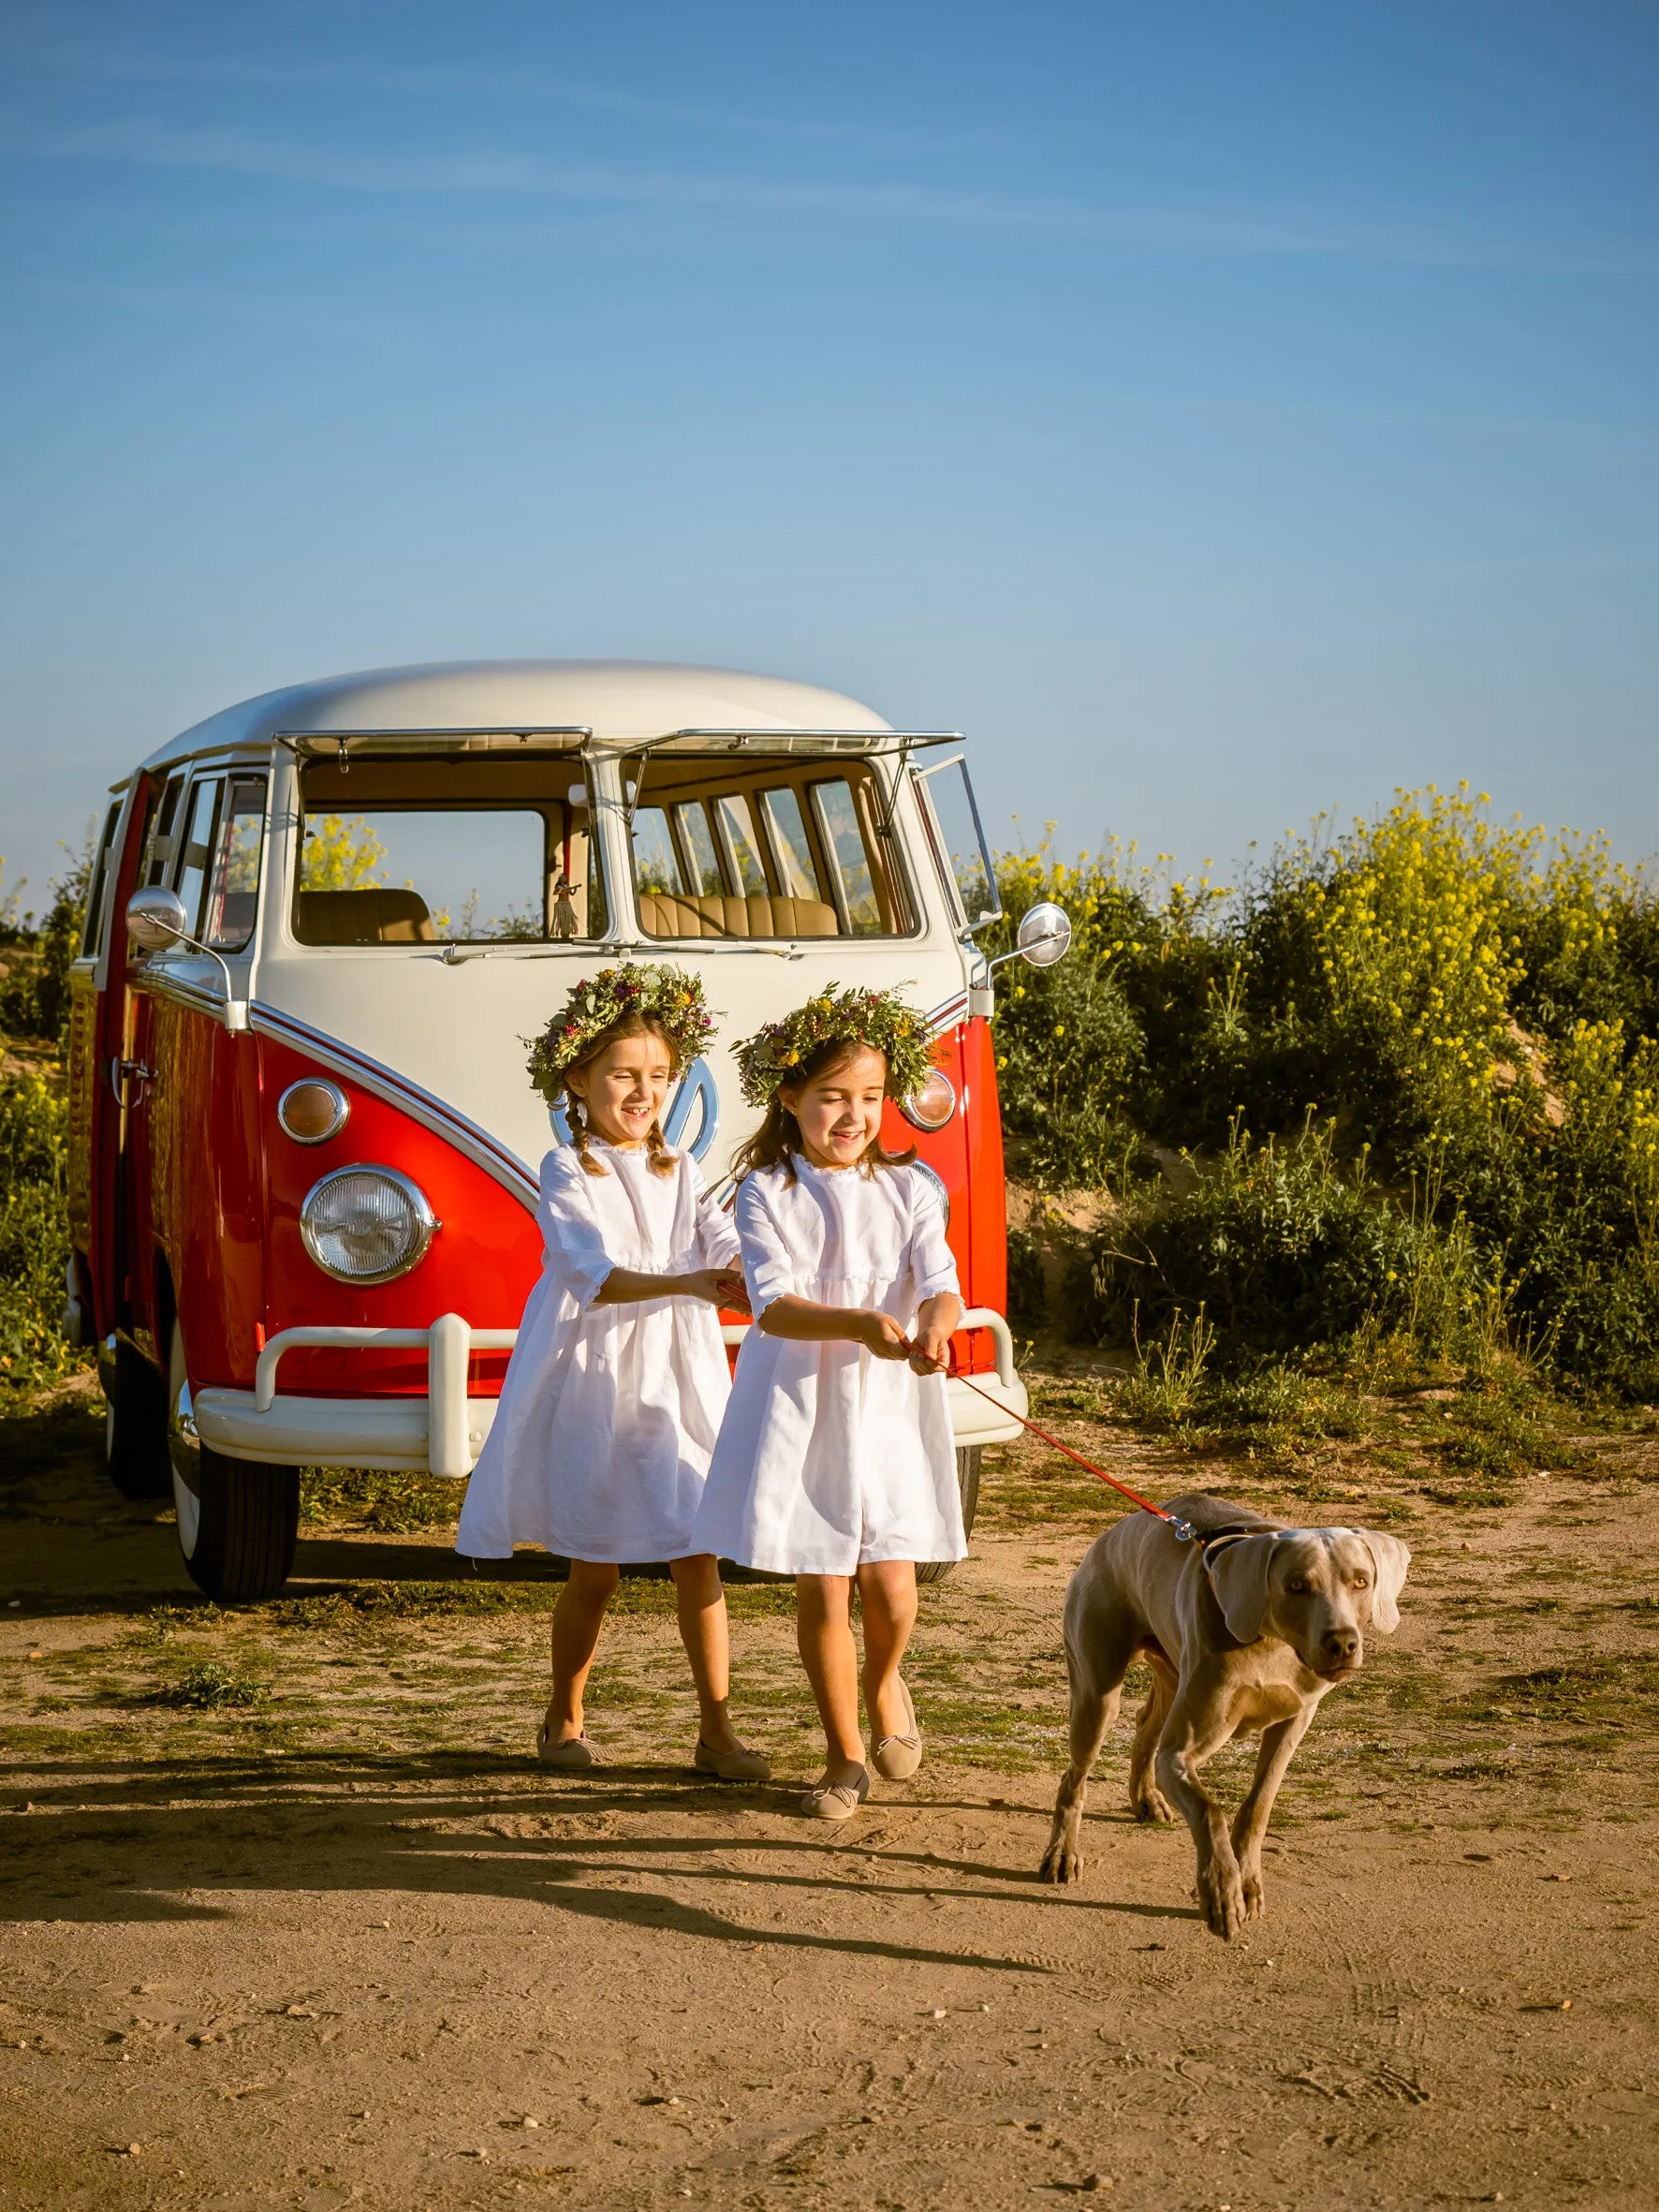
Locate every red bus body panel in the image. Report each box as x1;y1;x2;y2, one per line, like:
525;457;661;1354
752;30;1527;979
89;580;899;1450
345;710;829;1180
81;990;1009;1408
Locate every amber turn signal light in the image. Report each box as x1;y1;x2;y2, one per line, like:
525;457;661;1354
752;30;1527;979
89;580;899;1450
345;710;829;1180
899;1067;957;1131
277;1078;350;1145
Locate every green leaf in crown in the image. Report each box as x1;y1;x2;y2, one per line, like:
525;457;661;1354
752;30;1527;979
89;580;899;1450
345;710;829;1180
733;983;934;1110
524;964;717;1105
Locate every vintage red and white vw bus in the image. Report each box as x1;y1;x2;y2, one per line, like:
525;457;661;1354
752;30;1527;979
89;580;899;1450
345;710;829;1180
65;662;1070;1600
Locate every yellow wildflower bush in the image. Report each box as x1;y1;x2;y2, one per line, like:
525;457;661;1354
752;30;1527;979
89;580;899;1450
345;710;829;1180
992;789;1659;1388
1290;786;1524;1131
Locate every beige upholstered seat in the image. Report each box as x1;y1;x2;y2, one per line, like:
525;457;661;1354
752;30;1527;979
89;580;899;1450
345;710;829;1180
294;889;436;945
638;892;839;940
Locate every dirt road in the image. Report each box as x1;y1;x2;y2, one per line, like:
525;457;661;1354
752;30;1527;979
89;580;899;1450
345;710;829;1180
2;1377;1656;2209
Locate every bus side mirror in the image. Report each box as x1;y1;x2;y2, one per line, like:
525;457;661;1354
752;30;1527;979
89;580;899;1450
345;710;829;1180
977;900;1072;1000
1015;900;1072;968
125;885;189;951
125;887;249;1034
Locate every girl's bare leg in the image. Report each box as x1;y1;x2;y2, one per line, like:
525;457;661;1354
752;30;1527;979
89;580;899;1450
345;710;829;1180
858;1559;919;1742
796;1573;866;1785
543;1559;620;1742
669;1553;748;1753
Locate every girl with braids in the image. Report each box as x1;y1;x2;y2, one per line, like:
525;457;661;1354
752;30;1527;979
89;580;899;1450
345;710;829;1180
456;966;769;1781
689;987;964;1820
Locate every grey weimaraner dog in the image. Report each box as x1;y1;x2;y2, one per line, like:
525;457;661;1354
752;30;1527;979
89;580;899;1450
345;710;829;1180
1038;1492;1410;1938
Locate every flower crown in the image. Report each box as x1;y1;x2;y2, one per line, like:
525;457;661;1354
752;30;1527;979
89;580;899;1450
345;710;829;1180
734;984;934;1110
525;965;715;1105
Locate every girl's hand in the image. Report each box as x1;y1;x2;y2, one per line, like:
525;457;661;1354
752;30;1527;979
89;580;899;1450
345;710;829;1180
907;1328;950;1376
856;1311;913;1362
683;1268;751;1311
908;1292;962;1374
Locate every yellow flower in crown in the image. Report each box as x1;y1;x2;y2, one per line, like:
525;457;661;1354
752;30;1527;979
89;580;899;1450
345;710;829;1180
733;983;934;1110
523;964;717;1106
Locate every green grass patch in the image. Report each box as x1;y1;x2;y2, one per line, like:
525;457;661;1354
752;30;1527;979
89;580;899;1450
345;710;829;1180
151;1660;267;1709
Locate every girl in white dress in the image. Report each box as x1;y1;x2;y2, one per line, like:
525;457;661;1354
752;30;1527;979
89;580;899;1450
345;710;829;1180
691;987;964;1819
456;965;769;1782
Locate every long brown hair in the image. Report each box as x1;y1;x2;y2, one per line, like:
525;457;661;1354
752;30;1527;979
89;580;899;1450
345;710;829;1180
731;1036;917;1186
562;1013;681;1178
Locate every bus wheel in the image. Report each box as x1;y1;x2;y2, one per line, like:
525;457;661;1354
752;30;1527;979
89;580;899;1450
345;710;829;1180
169;1322;300;1602
101;1337;171;1500
917;1446;982;1586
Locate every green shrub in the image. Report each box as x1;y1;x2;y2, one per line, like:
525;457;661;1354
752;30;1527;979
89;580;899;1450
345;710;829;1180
0;846;93;1396
0;1075;76;1390
990;788;1659;1393
154;1660;265;1709
1077;1115;1464;1361
0;845;89;1047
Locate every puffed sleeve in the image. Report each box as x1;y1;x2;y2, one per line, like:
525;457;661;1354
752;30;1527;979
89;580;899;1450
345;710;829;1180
691;1162;741;1270
733;1173;798;1315
906;1167;961;1301
536;1149;615;1308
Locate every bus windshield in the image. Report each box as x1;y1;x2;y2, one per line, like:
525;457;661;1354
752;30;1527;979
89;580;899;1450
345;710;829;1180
292;754;607;945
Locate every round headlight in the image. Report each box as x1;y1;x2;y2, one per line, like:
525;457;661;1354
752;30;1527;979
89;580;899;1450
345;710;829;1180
900;1067;957;1131
300;1165;438;1284
911;1159;950;1229
278;1078;350;1144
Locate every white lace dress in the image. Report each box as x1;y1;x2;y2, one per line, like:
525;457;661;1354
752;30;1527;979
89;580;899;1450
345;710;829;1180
688;1158;965;1576
455;1138;740;1564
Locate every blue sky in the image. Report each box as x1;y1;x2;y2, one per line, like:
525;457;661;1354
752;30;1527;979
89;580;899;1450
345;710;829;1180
2;0;1656;909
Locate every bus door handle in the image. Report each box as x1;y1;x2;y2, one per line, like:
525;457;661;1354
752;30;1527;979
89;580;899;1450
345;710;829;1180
109;1056;154;1105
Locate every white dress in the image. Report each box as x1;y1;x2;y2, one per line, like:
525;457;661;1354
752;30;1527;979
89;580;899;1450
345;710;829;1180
455;1138;741;1564
688;1159;965;1576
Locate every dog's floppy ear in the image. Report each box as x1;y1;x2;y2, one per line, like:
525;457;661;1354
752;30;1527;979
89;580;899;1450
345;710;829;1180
1206;1533;1279;1644
1359;1530;1411;1633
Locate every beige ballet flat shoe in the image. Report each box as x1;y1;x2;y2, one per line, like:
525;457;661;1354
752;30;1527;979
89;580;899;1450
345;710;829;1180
694;1739;771;1784
871;1679;922;1782
801;1766;871;1821
536;1721;598;1769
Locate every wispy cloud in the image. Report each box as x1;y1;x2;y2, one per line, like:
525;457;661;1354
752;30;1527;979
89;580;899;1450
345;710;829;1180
9;116;1659;279
4;39;1020;157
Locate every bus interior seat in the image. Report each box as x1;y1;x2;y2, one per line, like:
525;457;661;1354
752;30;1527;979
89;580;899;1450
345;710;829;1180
637;892;839;940
294;889;437;945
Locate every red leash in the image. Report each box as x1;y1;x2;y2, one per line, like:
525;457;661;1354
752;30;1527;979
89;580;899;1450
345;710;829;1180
906;1340;1197;1541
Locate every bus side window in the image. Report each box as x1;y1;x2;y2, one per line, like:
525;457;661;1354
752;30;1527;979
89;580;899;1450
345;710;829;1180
714;794;769;896
760;788;827;903
142;773;188;886
172;776;226;943
80;802;122;959
673;803;724;896
631;806;686;896
810;778;883;936
202;777;267;950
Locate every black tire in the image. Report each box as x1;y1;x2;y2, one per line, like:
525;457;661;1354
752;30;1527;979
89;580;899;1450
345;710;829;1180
169;1321;300;1602
101;1337;172;1500
917;1446;982;1586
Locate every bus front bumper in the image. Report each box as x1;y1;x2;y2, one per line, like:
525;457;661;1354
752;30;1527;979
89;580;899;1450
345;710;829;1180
191;1307;1029;1477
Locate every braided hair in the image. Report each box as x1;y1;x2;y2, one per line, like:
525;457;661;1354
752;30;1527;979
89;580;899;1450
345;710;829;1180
561;1013;680;1178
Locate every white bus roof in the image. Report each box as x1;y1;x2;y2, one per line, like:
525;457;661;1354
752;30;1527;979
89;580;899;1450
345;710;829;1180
140;659;896;773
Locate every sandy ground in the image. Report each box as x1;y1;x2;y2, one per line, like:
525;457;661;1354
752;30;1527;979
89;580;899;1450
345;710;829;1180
2;1373;1656;2211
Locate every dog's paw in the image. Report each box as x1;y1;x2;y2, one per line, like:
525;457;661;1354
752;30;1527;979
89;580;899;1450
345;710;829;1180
1131;1788;1175;1826
1038;1842;1081;1885
1196;1860;1248;1939
1239;1867;1266;1921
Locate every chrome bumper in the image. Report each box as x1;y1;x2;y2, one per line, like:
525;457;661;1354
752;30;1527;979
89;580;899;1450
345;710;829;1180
191;1306;1026;1476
